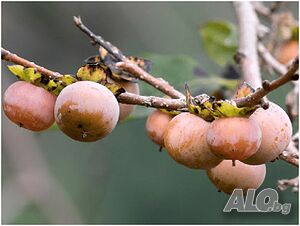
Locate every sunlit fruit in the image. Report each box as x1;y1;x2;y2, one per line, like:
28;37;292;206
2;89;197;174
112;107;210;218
54;81;119;142
116;80;139;121
3;81;56;131
243;102;293;165
164;113;222;169
206;117;262;161
206;160;266;194
146;110;173;147
275;40;299;64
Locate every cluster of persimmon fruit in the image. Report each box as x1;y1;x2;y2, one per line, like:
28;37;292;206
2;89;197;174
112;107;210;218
3;76;293;195
146;103;292;194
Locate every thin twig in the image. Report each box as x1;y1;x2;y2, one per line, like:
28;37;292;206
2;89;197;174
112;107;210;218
235;58;299;107
257;43;298;121
252;2;272;19
258;42;287;75
252;2;279;21
277;176;299;192
285;81;299;121
117;92;187;110
279;153;299;168
2;48;62;78
279;132;299;168
73;16;184;99
73;16;125;61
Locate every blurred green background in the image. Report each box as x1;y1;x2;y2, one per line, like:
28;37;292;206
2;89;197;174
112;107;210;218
1;1;299;224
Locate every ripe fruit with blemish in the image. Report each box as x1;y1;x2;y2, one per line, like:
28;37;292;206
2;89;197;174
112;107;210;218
54;81;119;142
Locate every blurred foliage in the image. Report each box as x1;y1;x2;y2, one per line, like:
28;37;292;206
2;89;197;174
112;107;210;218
200;21;238;66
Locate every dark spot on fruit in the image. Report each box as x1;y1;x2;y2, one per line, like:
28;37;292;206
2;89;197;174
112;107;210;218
77;124;83;129
194;108;199;114
19;122;23;127
292;73;299;81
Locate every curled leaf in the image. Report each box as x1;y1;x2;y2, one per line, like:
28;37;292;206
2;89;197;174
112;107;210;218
185;83;258;121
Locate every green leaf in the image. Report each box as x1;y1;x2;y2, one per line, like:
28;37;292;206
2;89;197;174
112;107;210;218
7;65;27;80
200;21;238;66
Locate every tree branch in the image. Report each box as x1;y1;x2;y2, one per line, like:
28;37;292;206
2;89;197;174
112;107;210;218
235;58;299;107
117;92;186;110
279;132;299;167
1;47;187;111
234;1;262;89
1;48;63;78
73;16;125;61
73;16;184;99
258;42;287;75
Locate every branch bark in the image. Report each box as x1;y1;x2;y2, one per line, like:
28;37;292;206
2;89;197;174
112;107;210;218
234;1;262;89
